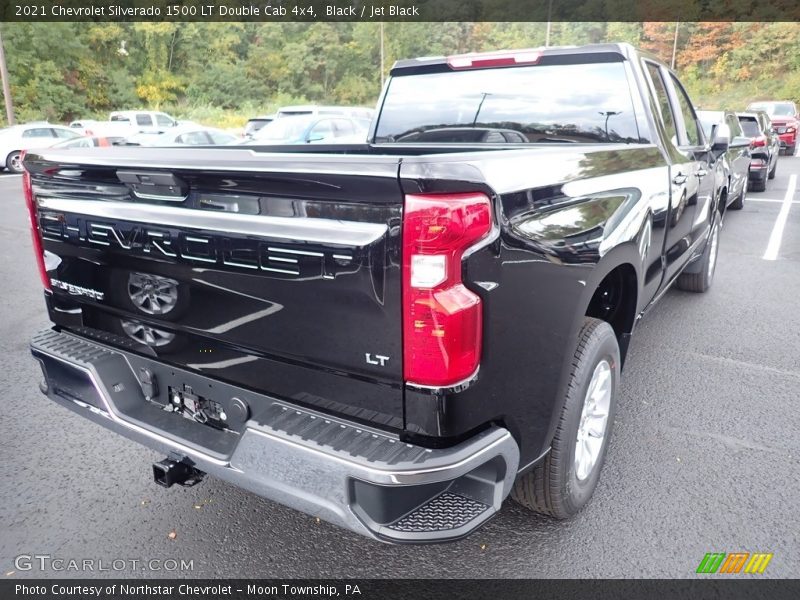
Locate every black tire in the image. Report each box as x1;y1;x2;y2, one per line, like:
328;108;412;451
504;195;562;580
750;177;767;192
676;216;720;293
5;151;23;173
788;145;796;157
768;159;777;180
730;182;745;210
511;318;619;519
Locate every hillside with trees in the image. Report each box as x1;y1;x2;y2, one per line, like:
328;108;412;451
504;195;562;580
1;22;797;127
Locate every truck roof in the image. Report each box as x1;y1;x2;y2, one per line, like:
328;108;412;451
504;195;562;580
390;43;645;76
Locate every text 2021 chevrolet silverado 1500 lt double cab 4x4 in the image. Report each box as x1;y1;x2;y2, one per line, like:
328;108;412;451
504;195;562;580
25;44;727;543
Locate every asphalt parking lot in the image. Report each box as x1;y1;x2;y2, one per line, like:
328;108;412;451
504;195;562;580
1;156;798;579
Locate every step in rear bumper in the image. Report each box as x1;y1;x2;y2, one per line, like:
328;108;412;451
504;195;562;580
30;328;520;543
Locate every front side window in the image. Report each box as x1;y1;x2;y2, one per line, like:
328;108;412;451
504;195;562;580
208;131;236;144
308;120;335;142
332;119;355;137
53;128;79;139
155;114;174;127
376;60;641;144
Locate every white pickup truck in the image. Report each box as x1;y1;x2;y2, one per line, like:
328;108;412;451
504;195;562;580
70;111;180;139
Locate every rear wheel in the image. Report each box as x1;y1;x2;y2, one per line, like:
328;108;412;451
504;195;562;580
5;151;23;173
750;176;767;192
511;318;619;519
676;216;720;293
730;182;746;210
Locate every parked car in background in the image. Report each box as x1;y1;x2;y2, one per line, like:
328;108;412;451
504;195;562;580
0;123;80;172
125;124;238;147
746;101;798;155
697;110;751;210
69;119;133;139
737;111;780;191
275;105;375;120
395;127;530;143
248;114;369;144
243;114;276;139
110;110;179;134
52;135;126;149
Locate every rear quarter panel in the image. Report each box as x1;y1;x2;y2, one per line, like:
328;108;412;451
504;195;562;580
401;145;670;464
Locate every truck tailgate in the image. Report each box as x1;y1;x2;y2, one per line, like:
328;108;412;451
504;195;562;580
25;148;405;428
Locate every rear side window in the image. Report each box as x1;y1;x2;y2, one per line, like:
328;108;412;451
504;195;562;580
669;74;701;146
136;114;153;126
725;113;742;137
376;60;642;144
175;131;211;145
644;63;678;147
22;128;55;138
738;117;761;137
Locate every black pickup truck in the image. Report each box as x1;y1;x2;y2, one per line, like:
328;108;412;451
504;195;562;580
25;44;727;543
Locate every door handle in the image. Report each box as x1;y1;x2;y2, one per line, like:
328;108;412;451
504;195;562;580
695;168;708;178
672;173;688;185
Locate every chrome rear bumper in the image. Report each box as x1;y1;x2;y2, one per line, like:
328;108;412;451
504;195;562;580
31;328;519;543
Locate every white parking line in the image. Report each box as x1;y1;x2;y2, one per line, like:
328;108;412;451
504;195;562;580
748;197;800;204
762;173;796;261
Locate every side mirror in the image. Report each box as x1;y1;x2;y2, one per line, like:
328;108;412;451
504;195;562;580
710;123;730;155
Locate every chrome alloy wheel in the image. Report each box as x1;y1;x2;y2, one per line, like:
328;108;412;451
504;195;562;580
8;152;23;173
128;273;178;315
121;320;176;347
574;359;612;481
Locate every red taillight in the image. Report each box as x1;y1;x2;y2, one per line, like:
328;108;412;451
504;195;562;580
750;158;765;169
402;193;492;386
447;50;541;70
22;152;51;291
751;136;766;148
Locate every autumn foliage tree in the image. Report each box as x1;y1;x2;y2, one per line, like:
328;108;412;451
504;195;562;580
0;21;798;125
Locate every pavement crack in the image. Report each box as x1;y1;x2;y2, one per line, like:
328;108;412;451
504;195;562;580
685;350;800;381
662;425;793;456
